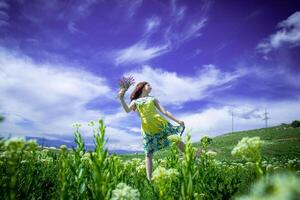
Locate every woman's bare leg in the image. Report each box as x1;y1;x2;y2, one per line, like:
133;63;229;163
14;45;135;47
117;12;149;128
177;141;185;152
177;141;202;156
145;152;153;181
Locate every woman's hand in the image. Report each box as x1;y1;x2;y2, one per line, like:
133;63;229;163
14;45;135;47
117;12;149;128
118;88;127;100
177;120;185;127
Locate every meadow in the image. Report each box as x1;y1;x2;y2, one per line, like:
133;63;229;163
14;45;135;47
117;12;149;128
1;119;300;200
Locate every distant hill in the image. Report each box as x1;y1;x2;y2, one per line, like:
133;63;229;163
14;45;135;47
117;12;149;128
25;136;143;154
196;125;300;160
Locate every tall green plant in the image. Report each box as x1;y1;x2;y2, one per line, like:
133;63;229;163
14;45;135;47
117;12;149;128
90;119;113;199
180;134;197;199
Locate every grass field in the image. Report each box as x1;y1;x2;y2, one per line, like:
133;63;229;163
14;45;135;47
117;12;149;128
119;124;300;163
1;120;300;199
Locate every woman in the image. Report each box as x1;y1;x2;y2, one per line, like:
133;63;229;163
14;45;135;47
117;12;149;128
118;81;192;180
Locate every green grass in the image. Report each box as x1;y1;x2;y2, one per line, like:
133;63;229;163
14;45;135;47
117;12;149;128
205;125;300;161
119;125;300;161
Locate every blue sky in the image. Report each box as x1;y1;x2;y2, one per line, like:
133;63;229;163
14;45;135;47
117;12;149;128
0;0;300;151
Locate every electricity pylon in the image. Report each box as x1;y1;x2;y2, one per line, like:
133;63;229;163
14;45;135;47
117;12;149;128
262;108;270;128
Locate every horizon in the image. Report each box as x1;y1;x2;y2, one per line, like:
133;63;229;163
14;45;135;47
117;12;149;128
2;120;297;154
0;0;300;152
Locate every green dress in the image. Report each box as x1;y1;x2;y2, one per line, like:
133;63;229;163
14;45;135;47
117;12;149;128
133;96;184;154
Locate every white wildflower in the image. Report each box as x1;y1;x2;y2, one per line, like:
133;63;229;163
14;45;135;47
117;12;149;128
60;145;67;152
206;150;217;157
236;173;300;200
27;139;38;148
111;183;140;200
5;137;25;149
131;158;142;164
88;120;95;127
152;166;179;183
137;164;146;173
231;137;264;161
72;123;82;129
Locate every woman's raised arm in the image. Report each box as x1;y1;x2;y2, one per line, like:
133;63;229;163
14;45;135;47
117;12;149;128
154;98;184;126
118;89;136;113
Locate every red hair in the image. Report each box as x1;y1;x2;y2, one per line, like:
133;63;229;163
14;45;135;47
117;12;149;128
130;81;148;111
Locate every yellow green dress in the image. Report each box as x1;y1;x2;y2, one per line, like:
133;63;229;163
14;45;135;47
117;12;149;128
134;96;184;154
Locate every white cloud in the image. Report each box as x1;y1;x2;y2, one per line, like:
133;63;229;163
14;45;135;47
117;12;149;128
105;126;143;151
0;47;147;151
124;64;245;105
128;126;141;133
257;11;300;53
114;41;169;65
103;108;140;128
127;0;143;18
165;0;209;46
0;18;8;28
64;0;98;34
230;106;262;119
178;99;300;142
76;0;98;17
0;48;137;149
67;21;85;35
0;2;9;28
145;16;160;33
113;0;209;66
163;17;207;50
0;47;111;136
171;0;186;22
181;18;207;41
12;0;97;34
238;64;300;90
0;1;9;9
59;0;98;20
